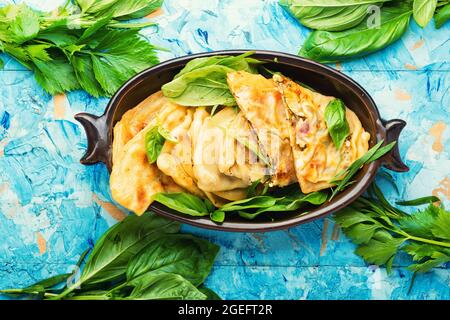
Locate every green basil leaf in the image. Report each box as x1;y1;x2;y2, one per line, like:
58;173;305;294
239;191;327;220
280;0;372;32
162;53;262;107
0;273;72;296
153;193;213;217
287;0;393;6
396;196;441;206
158;126;178;143
330;140;396;200
145;126;166;164
413;0;438;27
0;57;4;70
434;3;450;28
127;273;207;300
65;291;111;300
211;210;226;223
220;196;279;212
198;285;222;300
299;2;412;63
126;234;219;286
162;64;237;106
175;52;258;79
79;213;180;286
246;179;270;198
324;98;350;149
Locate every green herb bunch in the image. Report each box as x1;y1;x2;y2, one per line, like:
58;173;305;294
280;0;450;62
334;183;450;274
0;213;220;300
0;0;164;97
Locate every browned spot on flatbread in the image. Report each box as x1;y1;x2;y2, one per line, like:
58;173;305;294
54;94;67;119
36;232;47;255
320;219;329;256
331;224;340;241
411;39;425;50
432;177;450;201
146;8;164;19
404;63;418;70
93;194;127;221
394;89;412;101
429;121;446;153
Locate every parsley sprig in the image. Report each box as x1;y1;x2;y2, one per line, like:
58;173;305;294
0;0;163;97
334;182;450;274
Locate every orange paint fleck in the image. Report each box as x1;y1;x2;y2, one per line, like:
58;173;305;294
429;121;446;153
93;194;128;221
146;8;164;19
0;183;8;193
36;232;46;255
411;39;425;50
331;224;340;241
432;177;450;201
0;137;9;157
335;62;342;71
251;233;265;247
394;88;412;101
320;220;329;256
404;63;418;70
53;94;67;120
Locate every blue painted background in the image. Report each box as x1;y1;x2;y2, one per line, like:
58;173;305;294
0;0;449;300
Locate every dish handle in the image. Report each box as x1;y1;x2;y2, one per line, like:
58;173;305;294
381;119;409;172
75;112;110;167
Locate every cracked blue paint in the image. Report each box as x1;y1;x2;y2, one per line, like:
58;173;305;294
0;0;449;300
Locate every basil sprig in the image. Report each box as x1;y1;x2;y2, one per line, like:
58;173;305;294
0;213;220;300
324;98;350;150
154;189;328;223
282;0;449;62
330;140;396;200
161;52;262;107
145;125;178;164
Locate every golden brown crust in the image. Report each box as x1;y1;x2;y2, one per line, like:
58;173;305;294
227;71;297;187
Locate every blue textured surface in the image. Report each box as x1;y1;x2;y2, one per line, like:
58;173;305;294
0;0;449;300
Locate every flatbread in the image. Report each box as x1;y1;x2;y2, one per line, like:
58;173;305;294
274;74;370;193
227;71;297;187
110;102;189;215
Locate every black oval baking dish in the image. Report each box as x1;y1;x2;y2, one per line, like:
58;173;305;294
75;50;409;232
